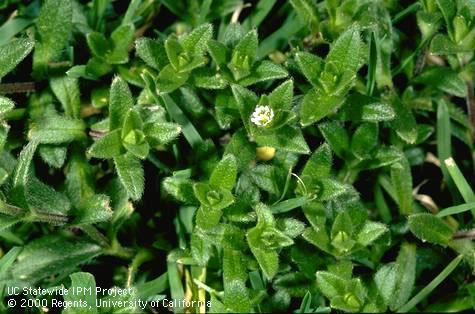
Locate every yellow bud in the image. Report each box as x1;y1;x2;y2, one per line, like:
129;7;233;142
256;146;276;161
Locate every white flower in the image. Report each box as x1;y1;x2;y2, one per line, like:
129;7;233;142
251;105;274;127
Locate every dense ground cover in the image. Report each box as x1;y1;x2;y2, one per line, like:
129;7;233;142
0;0;474;313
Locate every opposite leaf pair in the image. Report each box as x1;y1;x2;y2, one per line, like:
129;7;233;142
195;26;288;89
232;80;310;155
137;24;213;94
88;77;181;200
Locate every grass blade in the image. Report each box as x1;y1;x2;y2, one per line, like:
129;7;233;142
161;94;203;148
436;201;475;217
366;31;377;96
397;255;463;313
270;196;309;214
258;11;304;59
167;257;185;313
444;158;475;217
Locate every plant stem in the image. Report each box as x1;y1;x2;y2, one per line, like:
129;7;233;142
28;211;69;225
81;225;110;248
453;229;475;239
104;238;134;259
0;82;36;94
126;249;153;287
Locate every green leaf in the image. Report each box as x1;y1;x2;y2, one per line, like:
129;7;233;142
366;146;404;169
121;109;143;137
29;114;85;144
84;56;112;78
430;34;472;55
249;164;280;195
318;121;349;159
207;39;229;66
144;121;182;146
326;26;362;74
63;272;97;314
11;234;101;284
290;0;319;32
181;23;213;55
301;143;332;182
0;17;34;47
162;172;196;205
13;140;37;189
435;0;456;29
389;243;416;311
26;177;71;216
0;214;21;232
390;156;413;215
65;152;95;204
38;145;67;168
331;211;355;253
300;89;346;125
351;123;378;160
109;76;134;130
0;247;22;279
238;60;288;86
0;96;15;116
338;94;395;122
408;213;454;245
374;263;397;307
107;23;134;64
156;64;190;94
135;37;168;70
246;203;286;280
224;129;256;171
254;125;310;154
318;178;348;201
50;76;81;118
390;98;417;144
91;87;109;109
191;230;212;264
276;217;305;238
114;153;144;201
210;154;237;191
33;0;73;78
88;129;124;159
316;271;347;299
413;67;467;97
193;183;234;211
87;32;109;58
165;35;184;71
356;221;388;246
231;83;259;131
268;79;294;110
223;248;252;312
233;29;258;63
228;30;258;80
295;51;323;86
195;205;225;229
72;194;112;226
0;38;34;80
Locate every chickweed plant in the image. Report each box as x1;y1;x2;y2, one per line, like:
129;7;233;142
0;0;474;313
